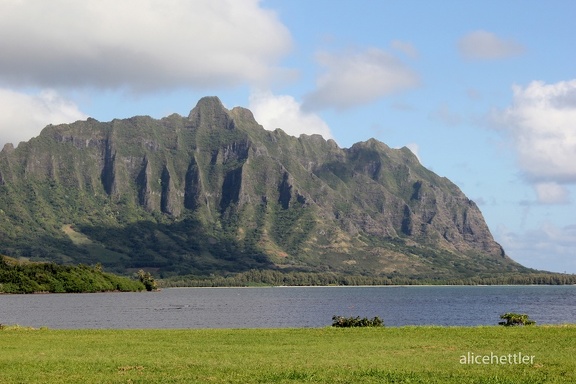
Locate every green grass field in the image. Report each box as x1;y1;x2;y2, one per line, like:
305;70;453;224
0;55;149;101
1;325;575;383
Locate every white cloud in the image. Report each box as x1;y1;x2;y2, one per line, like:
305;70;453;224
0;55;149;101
302;48;419;110
497;223;576;273
429;103;462;126
494;80;576;187
391;40;419;59
458;30;525;60
534;182;570;205
0;89;87;148
466;88;482;100
0;0;292;92
249;90;333;139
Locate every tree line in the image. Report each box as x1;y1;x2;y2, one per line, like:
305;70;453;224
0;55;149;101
159;269;576;288
0;256;146;294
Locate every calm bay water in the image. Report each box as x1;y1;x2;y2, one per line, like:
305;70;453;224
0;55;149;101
1;285;575;329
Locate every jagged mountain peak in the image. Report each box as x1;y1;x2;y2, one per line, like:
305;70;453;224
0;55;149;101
189;95;227;116
188;96;235;130
0;97;527;279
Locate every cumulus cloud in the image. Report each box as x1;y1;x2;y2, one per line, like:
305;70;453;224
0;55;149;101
458;30;525;60
497;223;576;273
391;40;419;59
494;80;576;194
249;90;333;139
429;103;462;126
302;48;419;110
0;0;292;92
534;182;570;205
0;89;87;148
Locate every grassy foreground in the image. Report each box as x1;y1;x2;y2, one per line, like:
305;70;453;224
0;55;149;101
1;325;575;383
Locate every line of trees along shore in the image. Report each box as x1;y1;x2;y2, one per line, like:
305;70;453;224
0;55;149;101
0;256;146;293
3;255;574;293
160;269;576;288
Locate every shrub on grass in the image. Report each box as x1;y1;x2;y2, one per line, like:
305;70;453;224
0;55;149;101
498;313;536;326
332;315;384;327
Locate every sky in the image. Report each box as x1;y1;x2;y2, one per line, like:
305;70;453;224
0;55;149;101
0;0;575;273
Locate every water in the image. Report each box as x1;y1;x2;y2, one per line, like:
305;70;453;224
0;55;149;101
1;285;575;329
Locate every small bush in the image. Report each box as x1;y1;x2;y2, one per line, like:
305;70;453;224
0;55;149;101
498;313;536;326
332;315;384;328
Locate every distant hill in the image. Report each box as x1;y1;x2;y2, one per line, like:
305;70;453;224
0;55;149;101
0;96;531;280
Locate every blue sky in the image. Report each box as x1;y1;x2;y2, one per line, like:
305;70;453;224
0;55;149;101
1;0;575;273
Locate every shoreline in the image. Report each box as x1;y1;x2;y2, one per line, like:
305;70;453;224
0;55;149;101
162;283;576;289
2;283;575;294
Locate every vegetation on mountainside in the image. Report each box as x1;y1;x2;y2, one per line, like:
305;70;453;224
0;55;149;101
0;96;556;282
0;256;145;293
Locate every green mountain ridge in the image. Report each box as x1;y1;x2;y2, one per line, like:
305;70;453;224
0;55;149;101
0;96;529;279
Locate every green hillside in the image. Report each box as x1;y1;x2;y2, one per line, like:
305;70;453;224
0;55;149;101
0;97;536;281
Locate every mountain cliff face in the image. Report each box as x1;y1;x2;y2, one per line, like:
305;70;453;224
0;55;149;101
0;97;526;278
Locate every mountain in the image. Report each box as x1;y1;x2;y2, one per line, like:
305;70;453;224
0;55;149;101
0;96;528;279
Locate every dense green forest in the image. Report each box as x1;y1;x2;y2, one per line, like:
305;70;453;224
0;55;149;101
0;256;147;293
159;268;576;287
